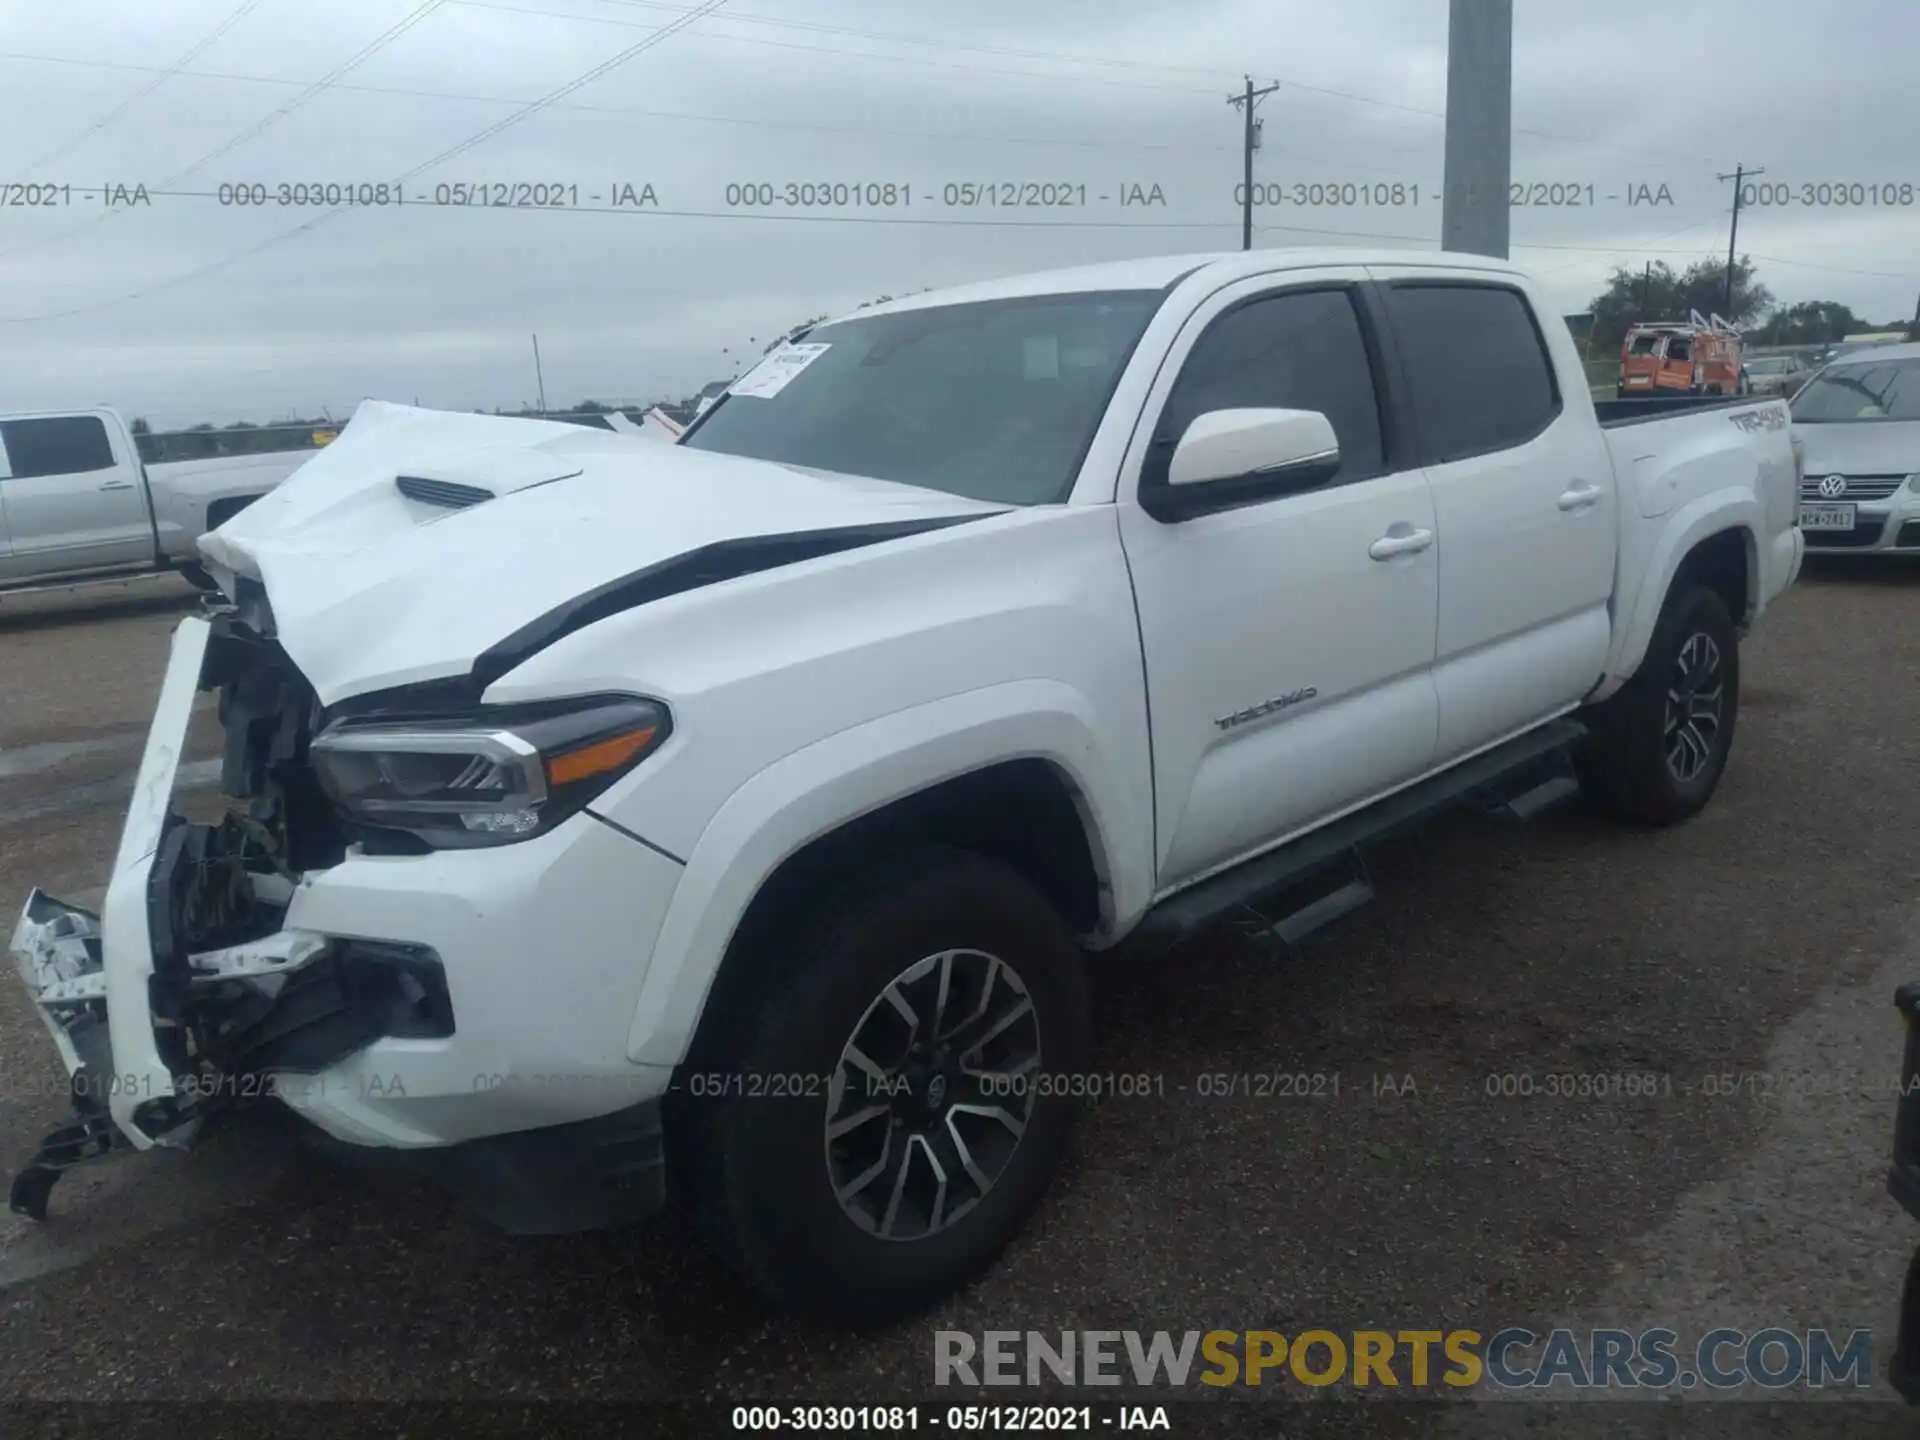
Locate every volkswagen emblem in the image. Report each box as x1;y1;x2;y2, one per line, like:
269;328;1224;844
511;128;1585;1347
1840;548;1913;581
1819;474;1848;498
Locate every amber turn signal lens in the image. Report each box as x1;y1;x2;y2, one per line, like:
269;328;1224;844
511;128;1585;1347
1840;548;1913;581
544;727;658;787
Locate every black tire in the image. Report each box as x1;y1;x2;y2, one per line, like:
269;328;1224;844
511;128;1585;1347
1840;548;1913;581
1577;584;1740;825
176;562;220;593
677;843;1090;1321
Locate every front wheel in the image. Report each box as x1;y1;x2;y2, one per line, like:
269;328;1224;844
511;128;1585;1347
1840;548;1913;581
678;844;1090;1321
176;562;220;593
1577;585;1740;825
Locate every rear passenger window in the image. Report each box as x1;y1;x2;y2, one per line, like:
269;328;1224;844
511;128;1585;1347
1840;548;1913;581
1382;285;1560;463
0;416;116;479
1157;288;1386;484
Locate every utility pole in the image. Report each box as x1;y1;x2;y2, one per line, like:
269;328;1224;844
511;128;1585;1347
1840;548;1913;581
1715;164;1762;316
1227;76;1280;251
531;333;548;413
1638;261;1651;317
1441;0;1512;257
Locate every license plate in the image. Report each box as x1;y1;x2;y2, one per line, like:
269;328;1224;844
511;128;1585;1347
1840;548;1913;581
1799;503;1856;531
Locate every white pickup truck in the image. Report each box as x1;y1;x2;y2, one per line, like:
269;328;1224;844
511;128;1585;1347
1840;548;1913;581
0;406;307;594
8;250;1802;1321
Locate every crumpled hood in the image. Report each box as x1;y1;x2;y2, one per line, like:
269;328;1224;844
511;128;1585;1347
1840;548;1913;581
200;400;1004;705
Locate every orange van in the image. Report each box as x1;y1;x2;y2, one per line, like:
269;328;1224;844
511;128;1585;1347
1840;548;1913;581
1619;314;1747;398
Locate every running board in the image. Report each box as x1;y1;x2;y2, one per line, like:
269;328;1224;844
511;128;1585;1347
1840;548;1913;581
1274;876;1374;946
1132;718;1587;951
1497;773;1582;822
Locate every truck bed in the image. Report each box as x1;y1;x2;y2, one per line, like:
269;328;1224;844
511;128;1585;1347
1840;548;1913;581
1594;393;1769;428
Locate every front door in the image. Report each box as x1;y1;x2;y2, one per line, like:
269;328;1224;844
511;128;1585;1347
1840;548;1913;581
1117;273;1440;893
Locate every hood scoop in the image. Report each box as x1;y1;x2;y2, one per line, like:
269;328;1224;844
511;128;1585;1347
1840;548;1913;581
393;445;586;512
396;474;494;509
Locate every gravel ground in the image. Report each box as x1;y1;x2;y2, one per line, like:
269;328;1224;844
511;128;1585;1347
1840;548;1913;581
0;561;1917;1435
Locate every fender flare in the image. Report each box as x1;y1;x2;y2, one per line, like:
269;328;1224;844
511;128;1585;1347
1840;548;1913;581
622;679;1153;1066
1596;489;1759;700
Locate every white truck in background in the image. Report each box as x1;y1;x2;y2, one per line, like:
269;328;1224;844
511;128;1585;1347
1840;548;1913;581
10;250;1803;1322
0;407;309;595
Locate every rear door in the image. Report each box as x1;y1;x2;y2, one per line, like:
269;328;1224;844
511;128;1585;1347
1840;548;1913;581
0;413;151;577
1371;275;1618;763
1118;270;1440;891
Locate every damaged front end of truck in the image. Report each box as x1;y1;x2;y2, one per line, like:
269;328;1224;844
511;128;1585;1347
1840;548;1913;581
8;587;453;1220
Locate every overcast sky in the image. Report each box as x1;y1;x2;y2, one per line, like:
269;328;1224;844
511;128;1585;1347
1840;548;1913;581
0;0;1914;426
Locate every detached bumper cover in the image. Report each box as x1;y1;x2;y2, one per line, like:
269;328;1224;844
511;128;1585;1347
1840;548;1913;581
7;617;214;1151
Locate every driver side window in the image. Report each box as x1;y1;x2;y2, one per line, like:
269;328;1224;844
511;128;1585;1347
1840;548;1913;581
1152;287;1387;488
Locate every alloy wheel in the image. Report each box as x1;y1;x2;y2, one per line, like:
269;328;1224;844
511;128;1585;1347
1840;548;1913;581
823;948;1040;1241
1663;630;1725;783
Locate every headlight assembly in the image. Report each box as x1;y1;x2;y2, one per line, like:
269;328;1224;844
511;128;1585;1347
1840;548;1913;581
310;694;669;847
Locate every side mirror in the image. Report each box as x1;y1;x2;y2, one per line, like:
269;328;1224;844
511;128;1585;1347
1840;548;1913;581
1169;407;1339;489
1147;408;1340;521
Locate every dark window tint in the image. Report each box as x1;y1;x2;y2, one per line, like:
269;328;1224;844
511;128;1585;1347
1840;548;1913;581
1;416;116;479
1157;288;1385;483
1383;285;1560;463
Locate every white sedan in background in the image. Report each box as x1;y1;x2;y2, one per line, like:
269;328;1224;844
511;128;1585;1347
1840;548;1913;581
1790;343;1920;554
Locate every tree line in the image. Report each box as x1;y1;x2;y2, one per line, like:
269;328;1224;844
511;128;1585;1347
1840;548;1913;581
1583;256;1917;354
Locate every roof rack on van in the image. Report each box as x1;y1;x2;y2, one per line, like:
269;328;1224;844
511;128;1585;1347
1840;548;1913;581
1630;313;1743;337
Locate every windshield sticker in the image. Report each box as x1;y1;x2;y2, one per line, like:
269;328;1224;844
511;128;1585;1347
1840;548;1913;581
730;342;832;399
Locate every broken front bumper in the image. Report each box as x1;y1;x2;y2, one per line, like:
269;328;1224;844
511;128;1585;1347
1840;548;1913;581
9;612;685;1229
10;617;214;1153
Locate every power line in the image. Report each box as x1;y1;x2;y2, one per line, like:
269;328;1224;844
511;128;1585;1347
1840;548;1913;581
453;0;1723;167
1747;253;1920;282
0;0;734;324
1525;212;1733;274
451;1;1226;95
14;0;272;173
169;0;451;183
400;0;734;177
0;0;450;261
582;0;1245;82
9;173;1916;330
0;47;1239;154
586;0;1717;166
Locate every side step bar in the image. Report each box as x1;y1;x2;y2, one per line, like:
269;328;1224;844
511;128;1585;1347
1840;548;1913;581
1132;718;1587;951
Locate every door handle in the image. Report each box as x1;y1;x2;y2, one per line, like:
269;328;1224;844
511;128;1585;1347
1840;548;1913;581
1368;527;1434;560
1557;481;1603;511
98;480;135;491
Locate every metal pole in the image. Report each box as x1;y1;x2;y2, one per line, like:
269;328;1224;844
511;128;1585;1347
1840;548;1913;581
1241;78;1254;250
1227;77;1279;252
1441;0;1513;258
532;333;548;413
1715;165;1761;317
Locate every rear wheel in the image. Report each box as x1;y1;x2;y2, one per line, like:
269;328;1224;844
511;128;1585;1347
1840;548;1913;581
1577;585;1740;825
678;844;1090;1321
